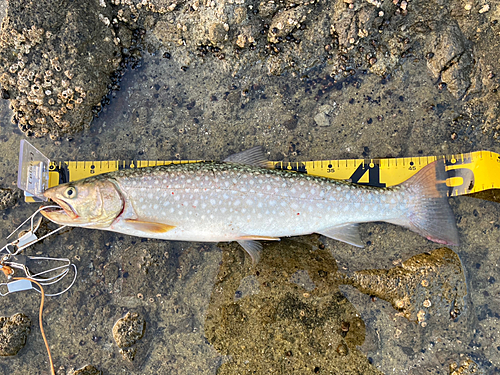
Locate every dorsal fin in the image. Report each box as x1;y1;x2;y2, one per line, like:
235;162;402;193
223;146;270;168
317;224;364;247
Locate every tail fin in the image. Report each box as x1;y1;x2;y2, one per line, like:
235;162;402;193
400;159;459;246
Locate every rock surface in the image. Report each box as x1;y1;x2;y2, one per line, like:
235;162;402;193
0;0;498;139
342;247;467;324
0;0;138;138
0;187;21;210
70;364;102;375
112;311;146;362
0;313;31;356
205;240;382;374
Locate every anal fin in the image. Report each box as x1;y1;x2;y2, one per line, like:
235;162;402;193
124;219;176;233
317;224;364;247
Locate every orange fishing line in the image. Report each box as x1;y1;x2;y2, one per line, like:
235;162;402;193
13;277;55;375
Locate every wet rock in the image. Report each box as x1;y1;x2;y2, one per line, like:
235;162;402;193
0;187;21;210
449;358;485;375
268;6;307;44
0;313;31;356
425;22;473;99
342;248;467;324
112;311;145;362
0;0;132;138
205;240;382;374
70;364;102;375
208;23;227;45
314;104;335;127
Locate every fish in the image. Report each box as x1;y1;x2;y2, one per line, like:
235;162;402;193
41;147;459;263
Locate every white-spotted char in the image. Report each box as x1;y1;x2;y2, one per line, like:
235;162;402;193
41;148;458;262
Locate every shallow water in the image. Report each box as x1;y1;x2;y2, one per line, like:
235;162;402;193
1;35;500;375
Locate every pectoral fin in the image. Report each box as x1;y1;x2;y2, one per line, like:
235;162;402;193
124;219;176;233
317;224;364;247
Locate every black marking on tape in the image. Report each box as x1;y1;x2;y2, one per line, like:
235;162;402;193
51;162;70;184
349;161;386;187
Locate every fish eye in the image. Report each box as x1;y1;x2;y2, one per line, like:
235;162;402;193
64;186;77;199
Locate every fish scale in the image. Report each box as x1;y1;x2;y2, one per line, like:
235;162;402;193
41;148;459;263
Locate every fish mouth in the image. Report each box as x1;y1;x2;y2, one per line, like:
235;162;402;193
41;198;80;224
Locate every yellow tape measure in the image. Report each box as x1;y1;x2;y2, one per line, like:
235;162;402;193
25;150;500;203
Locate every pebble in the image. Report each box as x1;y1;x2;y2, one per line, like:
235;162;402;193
478;4;490;13
314;104;334;127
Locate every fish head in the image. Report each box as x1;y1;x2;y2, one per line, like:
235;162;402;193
41;178;124;228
